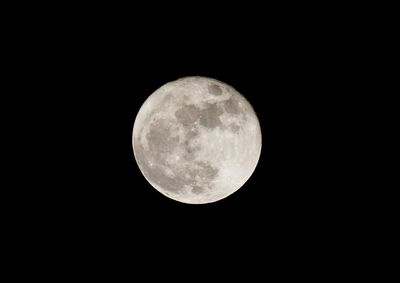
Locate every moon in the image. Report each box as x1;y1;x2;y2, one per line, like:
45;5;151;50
132;76;262;204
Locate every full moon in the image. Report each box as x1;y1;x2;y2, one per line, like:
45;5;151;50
132;76;262;204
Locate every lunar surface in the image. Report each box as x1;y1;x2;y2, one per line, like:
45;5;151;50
132;76;262;204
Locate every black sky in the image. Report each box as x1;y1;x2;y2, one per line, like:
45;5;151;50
12;4;365;275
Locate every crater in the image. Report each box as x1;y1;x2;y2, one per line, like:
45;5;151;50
208;84;223;96
199;103;223;129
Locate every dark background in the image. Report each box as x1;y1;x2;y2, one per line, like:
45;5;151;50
9;3;373;277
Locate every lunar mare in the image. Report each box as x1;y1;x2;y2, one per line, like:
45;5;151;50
132;76;262;204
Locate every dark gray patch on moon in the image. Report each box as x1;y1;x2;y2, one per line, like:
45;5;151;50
182;126;200;161
195;161;219;180
186;129;198;140
230;123;241;133
199;103;223;129
208;84;222;96
175;105;201;126
145;164;183;193
192;186;204;194
182;143;199;161
146;119;179;157
223;97;240;114
175;102;224;129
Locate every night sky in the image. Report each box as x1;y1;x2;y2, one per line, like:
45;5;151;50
55;26;342;255
14;4;362;276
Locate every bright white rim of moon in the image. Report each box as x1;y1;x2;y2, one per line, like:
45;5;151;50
132;76;262;204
